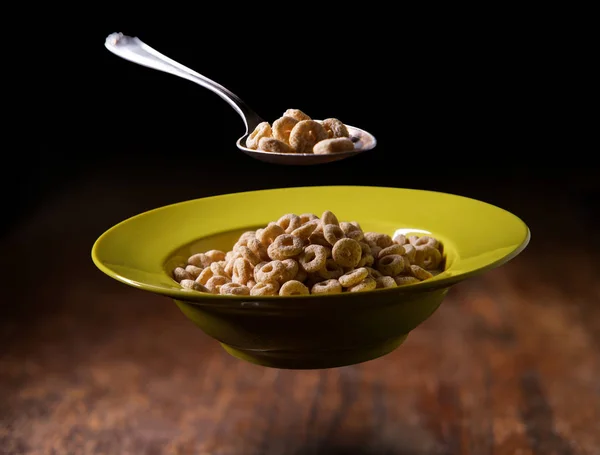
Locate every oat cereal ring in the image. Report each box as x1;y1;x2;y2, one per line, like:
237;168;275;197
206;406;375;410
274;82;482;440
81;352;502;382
246;279;256;289
299;213;319;224
257;222;285;246
331;238;362;268
313;137;355;155
281;258;299;282
232;257;254;285
323;224;345;246
376;276;397;289
338;267;369;288
289;120;329;153
250;281;280;296
277;213;303;234
298;244;329;273
322;118;350;138
348;276;377;293
220;282;251;296
246;237;270;262
272;116;299;144
279;280;310;296
188;253;212;268
378;244;406;258
410;264;434;281
365;267;383;278
283;108;311;122
357;253;375;268
173;267;193;282
317;258;344;280
185;265;203;280
258;137;295;154
311;279;343;295
308;228;330;247
320;210;339;226
410;235;440;250
196;267;214;285
246;121;272;149
291;219;320;240
236;246;261;266
340;222;364;241
255;260;286;283
205;250;226;262
393;233;407;245
205;275;231;294
414;245;442;270
233;231;256;249
267;234;304;260
180;279;209;292
394;276;421;286
377;254;406;277
210;261;228;277
364;232;394;249
402;244;417;263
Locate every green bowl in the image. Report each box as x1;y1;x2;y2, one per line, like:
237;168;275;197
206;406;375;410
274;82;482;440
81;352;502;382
91;186;530;369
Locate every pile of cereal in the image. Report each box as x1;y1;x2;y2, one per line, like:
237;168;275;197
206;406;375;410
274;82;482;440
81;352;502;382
172;211;444;296
245;109;355;155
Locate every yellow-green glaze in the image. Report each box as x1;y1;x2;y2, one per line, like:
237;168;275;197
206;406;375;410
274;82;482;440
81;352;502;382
92;186;530;369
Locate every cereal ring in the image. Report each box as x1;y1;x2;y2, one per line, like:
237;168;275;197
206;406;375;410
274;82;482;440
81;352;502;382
376;276;397;289
205;250;226;262
210;261;228;277
402;244;417;263
196;267;214;285
298;244;329;273
173;267;192;282
364;232;394;249
316;258;344;280
236;246;261;266
232;257;254;285
348;276;377;293
366;267;383;278
410;235;440;250
205;275;231;294
246;237;270;262
331;238;362;268
299;213;319;224
220;282;250;295
233;231;256;250
246;279;256;289
321;210;339;226
250;281;280;296
258;137;295;154
188;253;212;268
272;116;299;144
393;233;407;245
323;224;345;246
311;279;343;295
283;108;311;122
340;221;364;241
414;245;442;270
281;258;299;282
267;234;304;260
313;137;355;155
289;120;329;153
257;222;285;246
245;121;272;149
370;246;382;259
376;254;406;276
394;276;421;286
291;219;320;240
322;118;350;138
279;280;310;296
338;267;369;288
357;253;375;268
255;260;286;284
185;265;203;279
277;213;303;234
180;279;208;292
410;264;434;281
378;244;406;258
308;227;330;247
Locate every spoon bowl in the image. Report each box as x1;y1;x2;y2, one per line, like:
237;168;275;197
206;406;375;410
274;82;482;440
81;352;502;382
104;33;377;165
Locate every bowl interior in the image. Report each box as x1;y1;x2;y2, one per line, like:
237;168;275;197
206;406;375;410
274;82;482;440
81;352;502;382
92;186;530;302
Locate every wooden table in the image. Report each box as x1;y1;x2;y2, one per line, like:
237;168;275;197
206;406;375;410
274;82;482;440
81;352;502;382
1;168;599;455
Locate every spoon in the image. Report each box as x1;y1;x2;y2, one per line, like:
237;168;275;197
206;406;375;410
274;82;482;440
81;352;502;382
104;33;377;165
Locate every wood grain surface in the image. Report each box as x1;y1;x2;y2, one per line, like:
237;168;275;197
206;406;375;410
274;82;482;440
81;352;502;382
1;171;599;455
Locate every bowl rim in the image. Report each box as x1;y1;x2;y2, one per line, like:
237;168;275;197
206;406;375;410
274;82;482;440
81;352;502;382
91;185;531;308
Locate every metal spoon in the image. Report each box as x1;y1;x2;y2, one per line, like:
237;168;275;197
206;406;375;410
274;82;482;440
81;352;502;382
104;33;377;165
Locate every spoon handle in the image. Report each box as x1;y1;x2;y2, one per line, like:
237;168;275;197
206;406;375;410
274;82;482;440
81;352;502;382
104;33;263;133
